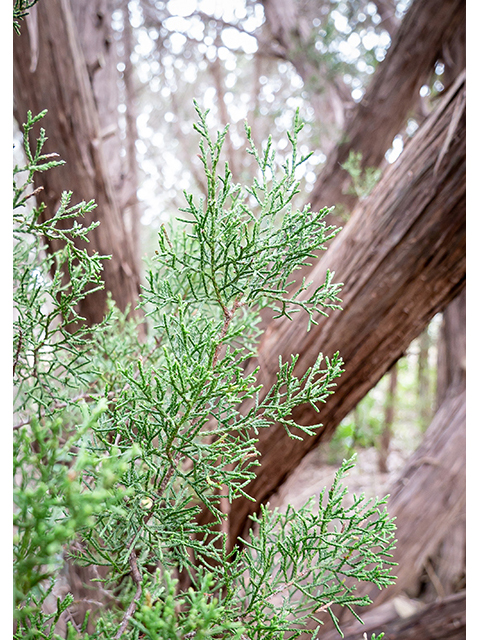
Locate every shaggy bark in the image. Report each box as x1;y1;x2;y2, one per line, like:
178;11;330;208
228;71;466;545
13;0;141;326
415;288;467;603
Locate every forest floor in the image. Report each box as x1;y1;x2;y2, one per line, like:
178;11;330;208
270;433;413;514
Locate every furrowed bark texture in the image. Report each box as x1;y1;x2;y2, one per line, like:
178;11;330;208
307;0;465;213
417;288;466;602
228;71;465;544
13;0;141;326
321;591;466;640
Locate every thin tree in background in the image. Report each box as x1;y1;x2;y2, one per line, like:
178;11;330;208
378;362;397;473
417;327;432;431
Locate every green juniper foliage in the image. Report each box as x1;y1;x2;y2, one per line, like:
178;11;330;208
13;0;40;35
341;151;382;202
13;108;396;639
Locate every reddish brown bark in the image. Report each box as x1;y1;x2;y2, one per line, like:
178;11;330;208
228;71;465;545
13;0;141;326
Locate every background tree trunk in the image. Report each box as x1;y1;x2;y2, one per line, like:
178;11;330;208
13;0;142;327
306;0;465;214
417;327;432;431
304;385;465;635
378;362;397;473
261;0;353;142
418;287;467;602
121;0;142;270
436;288;466;407
227;70;466;545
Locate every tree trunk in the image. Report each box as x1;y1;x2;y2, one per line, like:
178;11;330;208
378;362;397;473
422;518;466;600
121;0;143;270
436;288;466;407
228;70;465;545
13;0;142;327
417;327;431;431
416;288;466;602
307;0;465;214
321;591;465;640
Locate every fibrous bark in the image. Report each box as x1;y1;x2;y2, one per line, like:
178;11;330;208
13;0;141;326
229;70;466;544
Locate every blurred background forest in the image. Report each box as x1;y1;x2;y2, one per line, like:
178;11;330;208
13;0;466;637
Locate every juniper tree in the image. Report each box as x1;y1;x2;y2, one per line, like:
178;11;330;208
13;107;396;639
13;0;40;35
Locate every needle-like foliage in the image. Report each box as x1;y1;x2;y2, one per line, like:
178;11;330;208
13;108;396;639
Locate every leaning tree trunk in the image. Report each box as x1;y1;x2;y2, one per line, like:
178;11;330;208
13;0;141;326
306;0;465;213
226;70;466;545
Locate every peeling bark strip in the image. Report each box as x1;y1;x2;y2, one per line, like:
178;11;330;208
307;0;466;213
13;0;141;326
229;71;465;544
